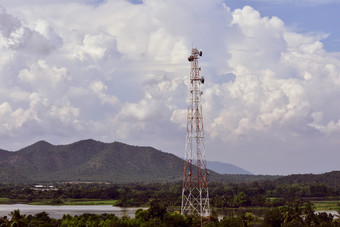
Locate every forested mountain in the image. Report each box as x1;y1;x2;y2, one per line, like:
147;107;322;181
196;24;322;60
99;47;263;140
0;139;186;183
5;139;340;185
0;139;276;184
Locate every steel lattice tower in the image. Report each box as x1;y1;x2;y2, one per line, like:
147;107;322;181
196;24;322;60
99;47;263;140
181;48;210;219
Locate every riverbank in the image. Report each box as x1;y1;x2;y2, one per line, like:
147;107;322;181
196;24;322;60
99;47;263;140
1;197;339;214
29;199;118;206
0;204;143;219
0;198;118;206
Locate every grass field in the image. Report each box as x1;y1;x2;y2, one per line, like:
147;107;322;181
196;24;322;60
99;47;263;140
62;199;117;205
28;199;118;206
312;200;340;211
0;198;11;204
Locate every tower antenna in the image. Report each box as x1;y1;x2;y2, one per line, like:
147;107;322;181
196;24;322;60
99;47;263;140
181;48;210;223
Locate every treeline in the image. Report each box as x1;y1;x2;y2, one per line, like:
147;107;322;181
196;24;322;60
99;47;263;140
210;181;340;208
262;200;340;226
1;200;340;226
1;181;340;207
273;171;340;187
0;183;181;207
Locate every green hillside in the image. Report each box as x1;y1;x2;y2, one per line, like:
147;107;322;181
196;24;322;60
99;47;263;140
0;139;278;184
0;140;185;183
274;171;340;187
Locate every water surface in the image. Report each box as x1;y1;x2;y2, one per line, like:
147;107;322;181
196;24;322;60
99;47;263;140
0;204;142;219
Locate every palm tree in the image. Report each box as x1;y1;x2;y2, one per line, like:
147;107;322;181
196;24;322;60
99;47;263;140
0;215;9;227
282;201;303;225
9;209;26;227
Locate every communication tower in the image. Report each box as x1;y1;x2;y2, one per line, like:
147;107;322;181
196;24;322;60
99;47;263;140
181;48;210;220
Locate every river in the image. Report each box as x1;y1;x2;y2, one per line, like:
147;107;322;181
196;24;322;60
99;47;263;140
0;204;143;219
1;204;337;220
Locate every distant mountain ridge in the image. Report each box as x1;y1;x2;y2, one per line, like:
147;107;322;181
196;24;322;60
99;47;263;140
207;161;252;175
0;139;263;184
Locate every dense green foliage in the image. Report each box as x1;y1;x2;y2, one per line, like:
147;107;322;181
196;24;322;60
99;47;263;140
274;171;340;187
2;175;340;209
1;173;340;226
262;200;340;226
210;180;340;208
3;141;340;226
0;183;180;207
0;210;60;227
1;200;340;226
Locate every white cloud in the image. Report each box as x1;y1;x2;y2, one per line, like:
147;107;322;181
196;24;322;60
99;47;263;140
19;60;69;88
0;6;21;37
0;0;340;174
248;0;340;6
229;6;286;73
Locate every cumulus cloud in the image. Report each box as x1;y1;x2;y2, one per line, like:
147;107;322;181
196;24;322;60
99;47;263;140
0;10;59;54
18;60;70;96
0;6;20;37
249;0;339;6
0;0;340;174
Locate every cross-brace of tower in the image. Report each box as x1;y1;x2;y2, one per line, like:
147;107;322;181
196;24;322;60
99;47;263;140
181;48;210;218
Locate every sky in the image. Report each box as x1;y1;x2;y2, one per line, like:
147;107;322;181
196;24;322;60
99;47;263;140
0;0;340;175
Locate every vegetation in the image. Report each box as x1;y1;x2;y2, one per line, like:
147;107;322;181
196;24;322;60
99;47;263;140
273;171;340;187
313;200;340;211
3;140;340;225
0;139;277;184
262;200;340;226
28;199;118;206
1;200;340;226
2;172;340;208
0;172;340;225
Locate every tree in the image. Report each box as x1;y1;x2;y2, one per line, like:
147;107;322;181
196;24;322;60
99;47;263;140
9;209;27;227
317;212;334;225
281;201;304;226
218;215;244;227
302;201;319;226
263;207;284;227
51;198;63;205
0;216;9;227
149;200;167;220
35;211;51;222
233;192;250;207
162;212;188;227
